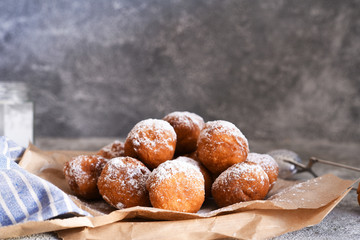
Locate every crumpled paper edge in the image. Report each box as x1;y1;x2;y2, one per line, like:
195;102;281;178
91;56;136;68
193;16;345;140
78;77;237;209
56;187;351;240
0;187;350;240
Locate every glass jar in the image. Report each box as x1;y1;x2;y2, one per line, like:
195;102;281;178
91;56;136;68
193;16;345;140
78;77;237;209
0;82;34;147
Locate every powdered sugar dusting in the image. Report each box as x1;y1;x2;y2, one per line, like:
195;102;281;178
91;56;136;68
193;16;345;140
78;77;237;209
146;159;205;212
147;160;204;190
64;157;83;184
174;156;202;171
116;202;125;209
199;120;249;149
127;119;176;152
99;157;151;208
102;157;150;194
164;111;204;130
268;179;321;206
64;155;107;187
213;162;268;193
97;140;125;159
246;152;279;188
247;153;279;173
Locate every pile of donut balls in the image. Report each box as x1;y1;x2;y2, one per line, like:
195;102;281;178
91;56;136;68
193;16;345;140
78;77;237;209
64;111;279;213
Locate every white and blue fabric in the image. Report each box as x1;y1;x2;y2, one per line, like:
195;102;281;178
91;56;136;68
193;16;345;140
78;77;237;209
0;136;91;227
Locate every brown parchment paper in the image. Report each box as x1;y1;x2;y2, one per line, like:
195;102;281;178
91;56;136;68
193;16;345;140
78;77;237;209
0;144;355;239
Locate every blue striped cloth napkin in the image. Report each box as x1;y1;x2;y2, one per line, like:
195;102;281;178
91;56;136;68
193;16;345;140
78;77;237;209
0;136;91;227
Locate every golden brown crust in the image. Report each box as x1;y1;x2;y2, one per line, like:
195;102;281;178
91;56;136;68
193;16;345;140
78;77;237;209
174;156;213;198
124;119;177;169
163;111;204;155
146;160;205;213
196;120;249;175
212;162;270;208
97;157;151;209
63;155;108;200
245;153;279;190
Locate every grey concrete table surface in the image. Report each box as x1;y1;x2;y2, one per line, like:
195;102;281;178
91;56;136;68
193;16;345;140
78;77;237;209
7;138;360;240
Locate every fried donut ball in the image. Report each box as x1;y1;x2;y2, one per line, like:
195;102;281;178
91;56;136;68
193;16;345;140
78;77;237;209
212;162;270;208
163;111;205;155
196;120;249;175
97;140;125;159
64;155;108;200
97;157;151;209
174;156;213;198
124;119;177;169
246;153;279;190
146;160;205;213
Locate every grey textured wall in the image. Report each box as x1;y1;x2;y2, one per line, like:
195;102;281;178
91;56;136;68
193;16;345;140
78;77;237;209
1;0;359;142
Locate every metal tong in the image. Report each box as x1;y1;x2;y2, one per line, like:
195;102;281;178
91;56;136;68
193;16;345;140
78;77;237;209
283;157;360;177
283;157;360;192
